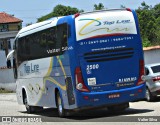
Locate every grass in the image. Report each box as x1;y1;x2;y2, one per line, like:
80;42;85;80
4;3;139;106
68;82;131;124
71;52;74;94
0;88;14;93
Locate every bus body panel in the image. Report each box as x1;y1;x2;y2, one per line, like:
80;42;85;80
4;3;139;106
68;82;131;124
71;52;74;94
72;9;145;109
74;84;145;109
77;35;141;92
16;53;74;109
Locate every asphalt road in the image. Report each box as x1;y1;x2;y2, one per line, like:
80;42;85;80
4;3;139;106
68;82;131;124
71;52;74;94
0;93;160;125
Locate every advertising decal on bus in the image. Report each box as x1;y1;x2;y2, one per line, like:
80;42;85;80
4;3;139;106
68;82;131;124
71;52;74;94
75;11;137;41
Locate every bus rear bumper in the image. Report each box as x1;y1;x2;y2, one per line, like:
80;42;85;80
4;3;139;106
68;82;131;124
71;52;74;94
73;84;145;110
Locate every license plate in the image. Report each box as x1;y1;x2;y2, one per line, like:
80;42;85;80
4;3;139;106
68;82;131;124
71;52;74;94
108;93;120;99
88;78;96;86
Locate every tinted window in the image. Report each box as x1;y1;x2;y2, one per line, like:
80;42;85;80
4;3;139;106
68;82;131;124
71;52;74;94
151;65;160;73
17;23;68;61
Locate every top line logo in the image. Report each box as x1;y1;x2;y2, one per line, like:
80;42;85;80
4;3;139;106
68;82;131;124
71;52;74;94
78;18;131;36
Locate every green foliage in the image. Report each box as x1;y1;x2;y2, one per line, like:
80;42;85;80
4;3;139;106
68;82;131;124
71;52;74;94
120;5;126;8
26;22;32;26
154;3;160;18
0;88;13;93
94;3;105;10
142;37;151;47
37;4;83;22
136;2;160;47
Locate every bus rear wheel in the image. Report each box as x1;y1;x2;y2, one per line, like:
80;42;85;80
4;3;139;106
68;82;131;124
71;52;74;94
56;92;66;117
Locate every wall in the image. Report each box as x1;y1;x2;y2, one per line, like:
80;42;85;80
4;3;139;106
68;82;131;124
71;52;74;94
0;68;16;91
0;38;14;67
0;50;6;67
143;46;160;65
0;38;15;91
0;22;21;32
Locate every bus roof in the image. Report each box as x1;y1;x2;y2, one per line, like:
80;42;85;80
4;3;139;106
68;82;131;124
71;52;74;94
17;17;63;38
79;8;132;15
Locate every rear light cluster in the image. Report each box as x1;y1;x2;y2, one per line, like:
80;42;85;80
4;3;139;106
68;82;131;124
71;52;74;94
74;13;80;18
126;8;132;12
152;76;160;82
137;60;145;85
75;67;90;92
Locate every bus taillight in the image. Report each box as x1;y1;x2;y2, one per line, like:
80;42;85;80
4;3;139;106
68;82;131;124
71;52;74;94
75;67;90;92
126;8;132;12
137;60;145;85
74;13;80;18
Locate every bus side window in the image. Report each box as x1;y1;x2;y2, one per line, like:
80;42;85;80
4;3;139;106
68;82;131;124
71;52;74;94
67;24;71;38
18;37;30;61
63;26;68;48
57;23;68;51
47;28;56;48
26;36;31;55
16;23;68;61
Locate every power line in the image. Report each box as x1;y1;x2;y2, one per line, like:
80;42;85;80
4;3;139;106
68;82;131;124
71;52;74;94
18;17;39;19
2;9;51;12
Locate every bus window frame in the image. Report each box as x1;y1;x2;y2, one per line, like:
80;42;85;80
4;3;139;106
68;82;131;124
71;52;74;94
16;23;69;62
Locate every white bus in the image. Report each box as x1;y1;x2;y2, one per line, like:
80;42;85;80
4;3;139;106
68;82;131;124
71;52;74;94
7;9;145;117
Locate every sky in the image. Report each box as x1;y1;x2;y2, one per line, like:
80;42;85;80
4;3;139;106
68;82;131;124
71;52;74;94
0;0;159;27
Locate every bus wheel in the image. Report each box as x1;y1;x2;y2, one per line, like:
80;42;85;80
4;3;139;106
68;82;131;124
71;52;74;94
56;92;66;117
23;92;35;113
146;87;155;102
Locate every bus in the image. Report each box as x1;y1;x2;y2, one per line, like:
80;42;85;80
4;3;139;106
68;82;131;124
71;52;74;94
7;8;145;117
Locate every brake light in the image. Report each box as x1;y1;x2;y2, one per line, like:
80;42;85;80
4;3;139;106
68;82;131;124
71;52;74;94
126;8;132;12
75;67;89;92
137;60;145;85
74;13;80;18
152;76;160;82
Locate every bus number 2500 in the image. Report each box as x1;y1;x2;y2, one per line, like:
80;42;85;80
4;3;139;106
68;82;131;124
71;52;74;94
87;64;99;70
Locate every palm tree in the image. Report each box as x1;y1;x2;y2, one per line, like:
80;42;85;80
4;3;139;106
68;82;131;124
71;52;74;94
94;3;105;10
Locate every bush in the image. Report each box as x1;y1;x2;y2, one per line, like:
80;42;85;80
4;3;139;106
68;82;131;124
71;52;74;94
142;37;151;47
0;88;13;93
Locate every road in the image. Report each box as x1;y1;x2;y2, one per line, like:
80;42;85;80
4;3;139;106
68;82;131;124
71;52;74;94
0;93;160;125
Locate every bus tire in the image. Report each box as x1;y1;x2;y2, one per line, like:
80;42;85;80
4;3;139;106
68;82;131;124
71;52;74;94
23;92;36;113
56;92;66;117
146;87;155;102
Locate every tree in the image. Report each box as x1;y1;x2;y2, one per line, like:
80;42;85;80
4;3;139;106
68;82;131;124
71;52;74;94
94;3;105;10
153;3;160;18
26;22;32;26
37;4;83;22
140;1;150;10
120;5;126;8
136;2;160;46
153;3;160;43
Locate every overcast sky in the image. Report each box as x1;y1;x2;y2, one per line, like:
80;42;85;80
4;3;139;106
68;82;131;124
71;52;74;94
0;0;159;27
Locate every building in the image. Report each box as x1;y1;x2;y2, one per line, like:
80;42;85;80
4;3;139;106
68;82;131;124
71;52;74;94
0;12;22;91
143;46;160;64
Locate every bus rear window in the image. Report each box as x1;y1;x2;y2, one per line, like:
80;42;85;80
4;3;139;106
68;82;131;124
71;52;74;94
75;10;137;41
